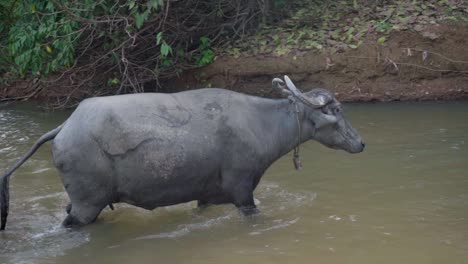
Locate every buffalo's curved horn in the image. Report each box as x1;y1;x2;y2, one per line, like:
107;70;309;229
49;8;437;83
284;75;332;108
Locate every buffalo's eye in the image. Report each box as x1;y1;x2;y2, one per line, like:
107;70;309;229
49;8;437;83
334;108;341;114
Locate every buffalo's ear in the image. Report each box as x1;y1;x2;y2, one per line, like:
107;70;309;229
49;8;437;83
312;111;338;128
272;78;292;97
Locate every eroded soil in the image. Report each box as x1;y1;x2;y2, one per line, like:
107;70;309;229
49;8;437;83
166;24;468;102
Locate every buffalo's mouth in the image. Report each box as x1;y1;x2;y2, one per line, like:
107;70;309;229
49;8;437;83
333;130;365;153
346;141;365;153
325;138;365;153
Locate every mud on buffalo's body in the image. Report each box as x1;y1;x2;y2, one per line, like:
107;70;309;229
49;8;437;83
0;76;364;230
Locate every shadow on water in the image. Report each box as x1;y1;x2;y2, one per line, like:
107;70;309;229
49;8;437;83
0;101;467;264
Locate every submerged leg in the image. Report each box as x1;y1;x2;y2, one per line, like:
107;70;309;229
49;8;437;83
222;172;260;216
197;200;209;209
235;194;260;216
66;203;72;214
238;204;260;216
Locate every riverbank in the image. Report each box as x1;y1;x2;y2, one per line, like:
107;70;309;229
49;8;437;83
1;25;468;104
166;23;468;102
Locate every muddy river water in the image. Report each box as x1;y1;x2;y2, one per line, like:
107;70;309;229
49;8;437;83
0;101;467;264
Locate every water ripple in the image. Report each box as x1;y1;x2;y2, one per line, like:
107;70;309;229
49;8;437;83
249;217;300;236
134;213;234;240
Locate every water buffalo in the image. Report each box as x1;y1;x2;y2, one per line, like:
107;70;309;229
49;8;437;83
0;76;364;230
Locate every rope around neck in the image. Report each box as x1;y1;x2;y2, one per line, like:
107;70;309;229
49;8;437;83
293;102;302;170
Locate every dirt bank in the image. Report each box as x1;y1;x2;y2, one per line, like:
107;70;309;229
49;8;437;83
167;24;468;102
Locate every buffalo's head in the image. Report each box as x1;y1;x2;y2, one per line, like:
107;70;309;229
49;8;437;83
273;76;365;154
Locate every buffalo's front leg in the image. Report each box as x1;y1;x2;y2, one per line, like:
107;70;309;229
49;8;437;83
222;171;260;216
197;200;209;209
238;204;259;216
236;192;259;216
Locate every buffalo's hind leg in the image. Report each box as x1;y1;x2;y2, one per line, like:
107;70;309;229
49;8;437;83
66;203;72;214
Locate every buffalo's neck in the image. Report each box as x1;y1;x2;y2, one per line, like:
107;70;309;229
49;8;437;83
253;98;309;165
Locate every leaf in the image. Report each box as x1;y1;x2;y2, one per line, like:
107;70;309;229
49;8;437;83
353;0;358;9
349;44;358;49
46;46;52;53
135;13;145;29
128;1;135;10
156;32;163;45
377;36;387;44
399;16;410;23
200;36;210;48
198;49;215;66
149;0;160;9
107;78;120;86
347;27;355;34
160;41;172;57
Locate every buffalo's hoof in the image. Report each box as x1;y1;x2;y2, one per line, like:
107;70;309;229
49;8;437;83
239;206;260;216
197;200;210;209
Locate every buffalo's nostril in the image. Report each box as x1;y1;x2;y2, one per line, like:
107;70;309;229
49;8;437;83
361;142;366;148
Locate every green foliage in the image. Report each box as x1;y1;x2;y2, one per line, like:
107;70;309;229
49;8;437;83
1;0;228;87
156;33;172;57
129;0;163;29
1;0;166;80
107;77;120;86
0;0;18;76
7;1;78;77
194;37;215;66
273;0;286;9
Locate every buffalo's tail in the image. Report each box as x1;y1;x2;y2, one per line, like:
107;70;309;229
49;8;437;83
1;124;63;230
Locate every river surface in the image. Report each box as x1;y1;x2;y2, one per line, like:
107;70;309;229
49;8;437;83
0;101;467;264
